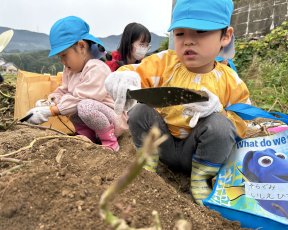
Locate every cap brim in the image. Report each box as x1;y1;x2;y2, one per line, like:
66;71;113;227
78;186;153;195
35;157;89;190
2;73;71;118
168;18;228;32
83;34;106;50
0;30;14;52
48;42;75;57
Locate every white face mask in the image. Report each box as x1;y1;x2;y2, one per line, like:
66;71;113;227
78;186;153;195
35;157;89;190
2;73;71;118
133;46;149;60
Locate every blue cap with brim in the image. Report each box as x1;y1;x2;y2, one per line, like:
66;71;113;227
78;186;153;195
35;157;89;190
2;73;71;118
168;0;234;32
49;16;105;57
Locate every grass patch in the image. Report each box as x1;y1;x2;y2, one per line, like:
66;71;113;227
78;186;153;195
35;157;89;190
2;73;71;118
2;74;17;85
235;21;288;113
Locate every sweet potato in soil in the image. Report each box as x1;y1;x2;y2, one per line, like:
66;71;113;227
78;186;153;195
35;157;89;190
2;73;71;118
0;125;246;230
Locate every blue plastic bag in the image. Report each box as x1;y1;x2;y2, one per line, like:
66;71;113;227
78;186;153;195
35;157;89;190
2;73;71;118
204;130;288;229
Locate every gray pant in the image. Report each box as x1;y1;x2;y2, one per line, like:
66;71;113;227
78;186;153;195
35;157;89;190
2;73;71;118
128;104;237;173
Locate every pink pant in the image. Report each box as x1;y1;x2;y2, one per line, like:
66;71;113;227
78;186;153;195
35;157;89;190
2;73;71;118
70;99;120;143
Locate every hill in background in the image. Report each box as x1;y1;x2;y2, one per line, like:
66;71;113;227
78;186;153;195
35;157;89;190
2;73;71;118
0;27;166;53
0;27;50;53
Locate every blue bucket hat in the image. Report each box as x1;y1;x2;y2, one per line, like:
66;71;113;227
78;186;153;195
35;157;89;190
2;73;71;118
49;16;105;57
168;0;234;32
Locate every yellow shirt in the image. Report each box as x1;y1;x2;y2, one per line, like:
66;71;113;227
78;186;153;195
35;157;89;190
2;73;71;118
118;50;251;138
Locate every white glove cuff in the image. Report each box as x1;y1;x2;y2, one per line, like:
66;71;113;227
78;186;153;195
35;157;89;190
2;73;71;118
189;112;200;128
35;99;55;107
105;71;141;98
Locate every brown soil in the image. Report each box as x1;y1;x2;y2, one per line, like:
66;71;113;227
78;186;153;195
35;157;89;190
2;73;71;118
0;124;247;230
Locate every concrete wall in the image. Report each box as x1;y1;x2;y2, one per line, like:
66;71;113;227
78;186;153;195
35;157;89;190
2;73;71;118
232;0;288;38
168;0;288;47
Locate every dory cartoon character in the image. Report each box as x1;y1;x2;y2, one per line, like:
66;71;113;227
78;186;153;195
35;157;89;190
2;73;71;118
226;148;288;217
242;148;288;217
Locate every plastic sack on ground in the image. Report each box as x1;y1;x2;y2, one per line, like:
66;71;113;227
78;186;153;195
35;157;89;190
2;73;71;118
204;130;288;229
14;70;75;134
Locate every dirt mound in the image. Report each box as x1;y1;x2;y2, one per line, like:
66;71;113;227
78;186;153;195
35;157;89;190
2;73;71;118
0;124;245;230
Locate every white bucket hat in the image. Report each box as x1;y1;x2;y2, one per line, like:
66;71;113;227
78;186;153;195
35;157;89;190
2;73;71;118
0;30;14;52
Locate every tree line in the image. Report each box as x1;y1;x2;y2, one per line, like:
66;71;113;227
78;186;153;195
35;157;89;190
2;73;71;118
1;50;63;75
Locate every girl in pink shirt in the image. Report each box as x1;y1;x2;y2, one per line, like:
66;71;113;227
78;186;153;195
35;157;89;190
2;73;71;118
25;16;127;151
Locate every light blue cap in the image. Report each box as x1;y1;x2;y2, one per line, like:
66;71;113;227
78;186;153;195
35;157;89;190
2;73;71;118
168;0;234;32
49;16;105;57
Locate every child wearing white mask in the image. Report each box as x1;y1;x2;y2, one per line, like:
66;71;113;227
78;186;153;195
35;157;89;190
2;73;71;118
133;41;151;61
105;22;151;72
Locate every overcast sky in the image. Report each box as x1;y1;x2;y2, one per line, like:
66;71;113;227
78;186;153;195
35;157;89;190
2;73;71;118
1;0;173;37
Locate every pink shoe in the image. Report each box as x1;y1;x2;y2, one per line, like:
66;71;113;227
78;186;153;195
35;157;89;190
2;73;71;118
74;123;98;143
96;124;120;152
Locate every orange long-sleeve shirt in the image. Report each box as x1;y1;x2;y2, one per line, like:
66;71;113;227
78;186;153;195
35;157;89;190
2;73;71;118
118;50;251;138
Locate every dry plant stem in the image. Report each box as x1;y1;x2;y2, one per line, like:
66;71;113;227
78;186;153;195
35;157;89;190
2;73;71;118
0;165;23;177
99;126;167;230
151;211;161;230
0;107;8;112
0;135;93;158
0;90;13;98
56;149;66;164
16;122;67;135
0;157;26;164
268;98;279;112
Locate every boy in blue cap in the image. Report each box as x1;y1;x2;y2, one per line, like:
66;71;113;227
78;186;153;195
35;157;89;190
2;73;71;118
105;0;251;204
25;16;128;151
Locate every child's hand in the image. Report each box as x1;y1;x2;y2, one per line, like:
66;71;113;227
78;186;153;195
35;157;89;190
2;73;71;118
183;88;222;128
105;71;141;114
25;106;52;125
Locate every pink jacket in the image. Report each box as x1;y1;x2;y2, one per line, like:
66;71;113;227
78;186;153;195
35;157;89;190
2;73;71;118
49;59;128;130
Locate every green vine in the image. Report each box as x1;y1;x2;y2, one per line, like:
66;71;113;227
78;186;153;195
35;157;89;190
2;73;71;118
234;21;288;113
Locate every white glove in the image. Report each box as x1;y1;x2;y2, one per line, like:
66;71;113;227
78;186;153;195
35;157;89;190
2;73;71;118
183;88;222;128
26;106;52;125
35;98;56;107
105;71;141;114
